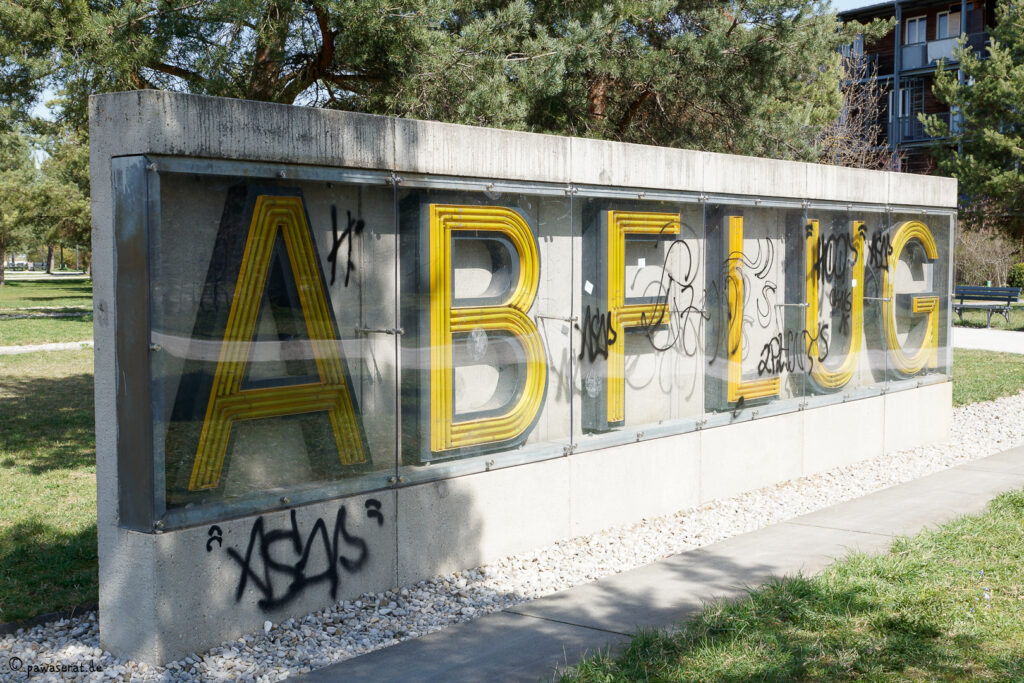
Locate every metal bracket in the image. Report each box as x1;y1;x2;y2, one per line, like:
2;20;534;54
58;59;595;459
535;314;578;323
356;327;405;336
774;302;809;308
386;172;403;186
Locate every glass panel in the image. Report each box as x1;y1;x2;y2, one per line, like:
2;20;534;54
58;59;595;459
804;208;889;396
397;186;573;479
704;203;807;416
150;171;398;522
573;196;705;442
884;210;952;383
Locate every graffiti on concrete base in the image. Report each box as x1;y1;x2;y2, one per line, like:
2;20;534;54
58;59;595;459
209;500;384;611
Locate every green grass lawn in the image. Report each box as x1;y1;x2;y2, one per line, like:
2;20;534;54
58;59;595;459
953;349;1024;406
0;349;97;623
0;279;93;312
953;304;1024;331
563;489;1024;681
0;314;94;346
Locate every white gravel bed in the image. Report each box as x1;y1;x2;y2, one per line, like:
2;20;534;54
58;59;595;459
3;391;1023;682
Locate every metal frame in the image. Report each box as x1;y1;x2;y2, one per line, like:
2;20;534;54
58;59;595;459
114;154;956;531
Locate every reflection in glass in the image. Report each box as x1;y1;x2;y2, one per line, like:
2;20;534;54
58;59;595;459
150;174;398;516
576;198;705;436
397;189;573;471
704;204;806;414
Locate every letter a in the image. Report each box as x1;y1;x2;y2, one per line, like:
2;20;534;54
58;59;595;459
188;195;366;491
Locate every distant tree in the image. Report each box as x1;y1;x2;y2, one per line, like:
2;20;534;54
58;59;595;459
817;49;901;170
37;126;91;269
923;1;1024;234
1;0;886;162
0;117;36;285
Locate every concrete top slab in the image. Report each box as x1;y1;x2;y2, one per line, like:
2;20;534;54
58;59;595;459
90;91;956;208
297;444;1024;682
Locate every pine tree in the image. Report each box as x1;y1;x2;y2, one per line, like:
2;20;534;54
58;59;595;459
1;0;885;162
923;1;1024;232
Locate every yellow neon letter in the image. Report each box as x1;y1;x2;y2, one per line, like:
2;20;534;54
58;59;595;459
726;215;780;403
429;204;547;452
604;210;680;424
883;220;939;374
805;219;865;389
189;196;366;491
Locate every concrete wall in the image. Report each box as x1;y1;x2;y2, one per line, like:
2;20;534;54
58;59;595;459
90;91;956;664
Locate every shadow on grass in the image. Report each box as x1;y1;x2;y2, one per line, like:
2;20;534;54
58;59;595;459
569;564;1024;681
0;519;98;624
0;373;95;474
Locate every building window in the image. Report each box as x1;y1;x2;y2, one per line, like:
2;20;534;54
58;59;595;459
905;16;927;44
937;10;961;38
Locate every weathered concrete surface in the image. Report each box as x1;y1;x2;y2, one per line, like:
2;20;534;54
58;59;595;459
90;90;956;204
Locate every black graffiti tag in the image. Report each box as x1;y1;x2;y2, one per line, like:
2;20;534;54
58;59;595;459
222;502;382;611
829;286;853;335
575;305;618;363
867;231;893;270
757;324;830;377
326;206;365;287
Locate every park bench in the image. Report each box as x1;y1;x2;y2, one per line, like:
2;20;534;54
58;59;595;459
953;285;1021;327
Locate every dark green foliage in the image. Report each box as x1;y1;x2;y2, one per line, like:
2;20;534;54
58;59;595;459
1008;263;1024;289
0;1;886;162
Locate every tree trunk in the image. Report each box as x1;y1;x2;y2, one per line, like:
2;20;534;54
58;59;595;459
47;244;54;274
0;243;5;286
588;76;609;124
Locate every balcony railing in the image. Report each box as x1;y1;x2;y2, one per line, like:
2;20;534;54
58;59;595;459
896;112;951;142
900;32;987;70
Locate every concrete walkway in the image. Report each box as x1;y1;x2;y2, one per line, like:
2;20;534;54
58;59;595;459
953;326;1024;354
0;341;93;355
300;443;1024;683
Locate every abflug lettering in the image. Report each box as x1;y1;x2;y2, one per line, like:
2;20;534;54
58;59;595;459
576;305;618;363
221;501;382;611
757;324;830;377
326;206;365;287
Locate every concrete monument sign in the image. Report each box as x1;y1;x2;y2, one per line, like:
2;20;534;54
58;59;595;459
90;91;955;663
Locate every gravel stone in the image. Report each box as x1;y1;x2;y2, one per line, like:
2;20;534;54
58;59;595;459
2;392;1021;681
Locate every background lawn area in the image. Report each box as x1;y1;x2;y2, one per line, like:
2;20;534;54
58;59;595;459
0;349;97;623
953;348;1024;406
563;488;1024;682
0;279;93;312
0;314;94;346
953;304;1024;331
